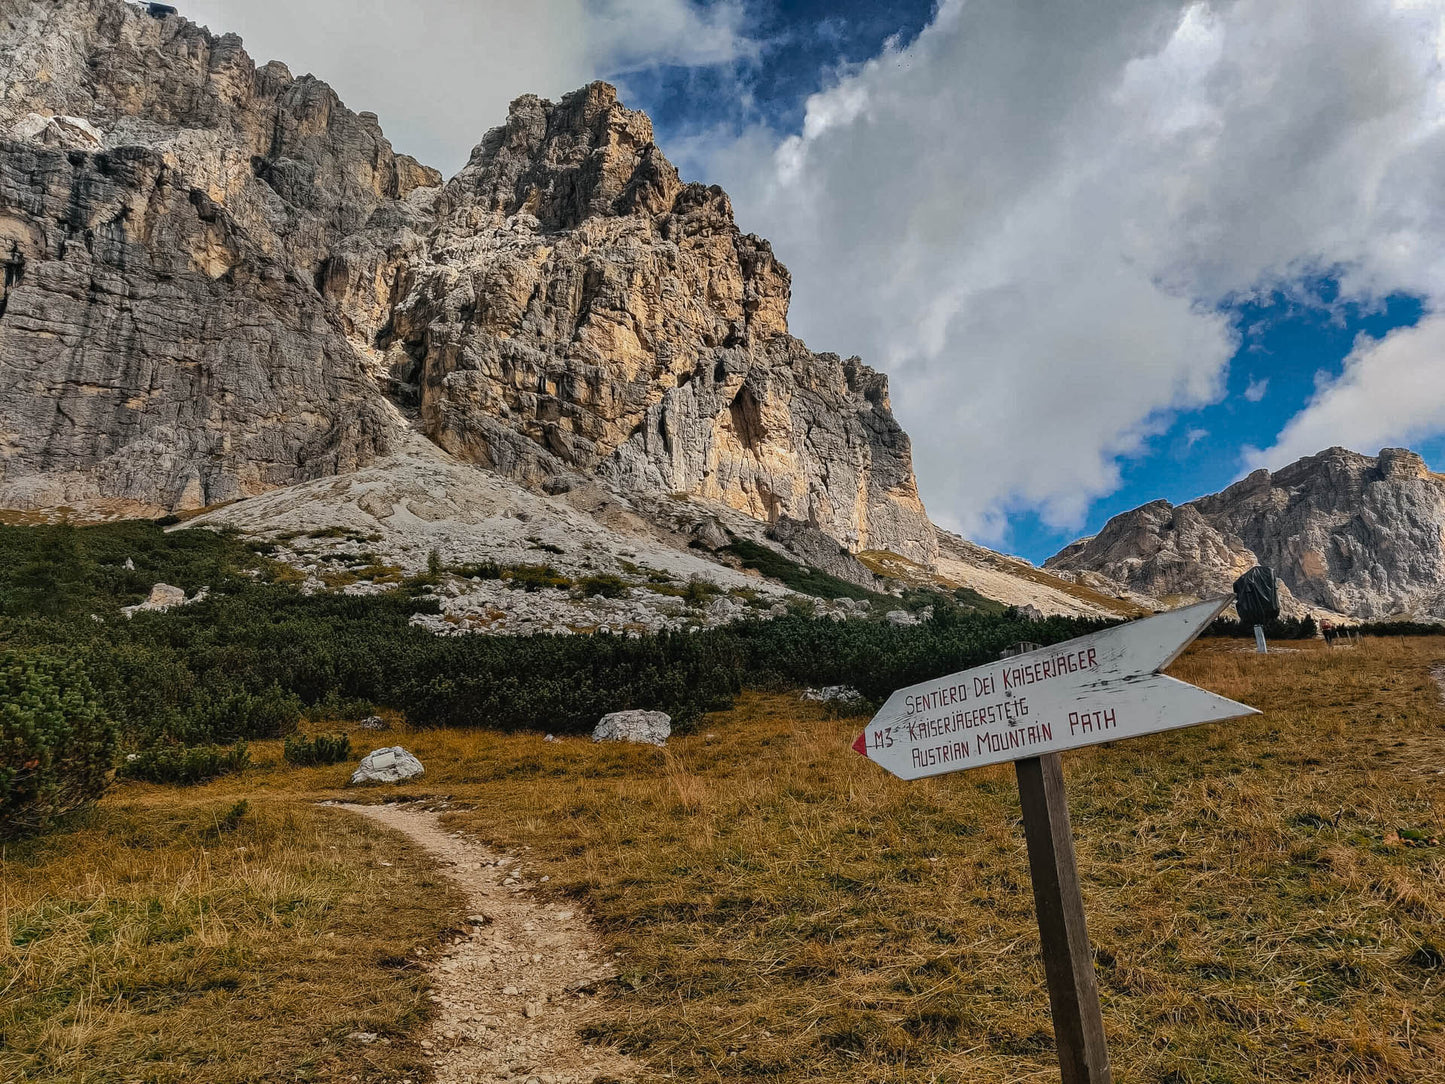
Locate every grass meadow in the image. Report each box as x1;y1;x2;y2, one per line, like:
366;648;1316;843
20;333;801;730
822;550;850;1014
3;637;1443;1082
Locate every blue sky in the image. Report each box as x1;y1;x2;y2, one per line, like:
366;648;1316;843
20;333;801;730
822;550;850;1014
186;0;1445;565
1001;285;1428;561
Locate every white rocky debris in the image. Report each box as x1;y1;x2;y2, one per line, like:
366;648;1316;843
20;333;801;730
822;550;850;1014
122;583;208;617
349;747;425;785
803;685;863;704
591;711;671;747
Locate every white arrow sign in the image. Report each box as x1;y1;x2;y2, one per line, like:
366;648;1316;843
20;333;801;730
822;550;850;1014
852;597;1259;780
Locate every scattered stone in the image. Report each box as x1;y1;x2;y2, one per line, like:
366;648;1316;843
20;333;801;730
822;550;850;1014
347;1031;379;1043
358;715;387;730
886;609;919;627
349;747;424;785
123;557;135;570
803;685;863;704
122;583;188;617
591;709;671;747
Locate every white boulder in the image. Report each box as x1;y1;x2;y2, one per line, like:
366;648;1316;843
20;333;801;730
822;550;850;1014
592;710;671;747
123;583;207;617
350;746;425;784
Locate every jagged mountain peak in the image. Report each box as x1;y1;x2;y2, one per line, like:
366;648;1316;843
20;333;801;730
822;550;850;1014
0;0;934;566
1047;446;1445;620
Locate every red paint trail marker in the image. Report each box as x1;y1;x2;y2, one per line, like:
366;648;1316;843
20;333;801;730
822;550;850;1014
852;598;1259;1084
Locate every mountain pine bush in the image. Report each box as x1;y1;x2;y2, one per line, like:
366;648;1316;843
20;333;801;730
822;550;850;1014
119;743;250;785
0;649;117;839
283;733;352;766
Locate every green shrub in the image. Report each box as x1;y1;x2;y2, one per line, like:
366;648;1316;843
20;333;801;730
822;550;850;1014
720;537;879;601
456;561;503;580
505;564;572;592
682;579;721;606
577;574;628;598
119;743;250;785
1204;615;1318;640
0;649;117;840
189;684;303;743
1358;620;1445;637
283;733;352;767
0;521;1116;751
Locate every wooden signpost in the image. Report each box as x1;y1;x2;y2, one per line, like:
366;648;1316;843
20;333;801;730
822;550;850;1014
852;597;1258;1083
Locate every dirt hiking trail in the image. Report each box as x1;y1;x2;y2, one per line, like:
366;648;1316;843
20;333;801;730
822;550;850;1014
334;803;641;1084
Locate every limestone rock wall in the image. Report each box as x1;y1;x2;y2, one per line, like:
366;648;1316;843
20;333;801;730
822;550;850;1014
372;84;936;562
0;1;936;565
1047;447;1445;620
0;138;394;513
0;0;439;512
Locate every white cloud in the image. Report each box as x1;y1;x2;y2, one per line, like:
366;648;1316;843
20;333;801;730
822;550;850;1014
181;0;751;174
702;0;1445;538
1248;317;1445;465
1243;377;1269;402
588;0;755;71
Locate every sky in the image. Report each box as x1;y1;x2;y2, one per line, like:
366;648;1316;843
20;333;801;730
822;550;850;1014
182;0;1445;564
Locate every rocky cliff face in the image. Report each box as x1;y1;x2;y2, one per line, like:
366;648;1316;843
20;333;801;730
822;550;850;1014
1046;447;1445;619
337;82;935;562
0;0;440;514
0;0;936;563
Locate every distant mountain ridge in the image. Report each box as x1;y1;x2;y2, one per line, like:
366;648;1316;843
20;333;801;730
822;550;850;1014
1046;447;1445;620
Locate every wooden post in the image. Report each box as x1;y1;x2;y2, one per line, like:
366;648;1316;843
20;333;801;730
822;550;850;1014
1015;753;1112;1084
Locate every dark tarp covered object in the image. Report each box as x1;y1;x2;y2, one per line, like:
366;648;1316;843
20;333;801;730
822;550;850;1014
1233;565;1280;627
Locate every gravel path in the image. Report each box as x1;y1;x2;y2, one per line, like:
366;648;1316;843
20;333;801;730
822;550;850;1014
334;802;641;1084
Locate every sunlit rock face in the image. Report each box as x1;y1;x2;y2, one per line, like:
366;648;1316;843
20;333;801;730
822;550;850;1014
1047;447;1445;620
0;1;935;564
369;84;936;563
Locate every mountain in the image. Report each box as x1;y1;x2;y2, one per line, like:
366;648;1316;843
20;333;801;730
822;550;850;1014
0;0;934;563
1046;447;1445;620
0;0;1127;625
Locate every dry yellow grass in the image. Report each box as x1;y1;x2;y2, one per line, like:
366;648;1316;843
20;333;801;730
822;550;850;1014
3;637;1443;1083
0;791;463;1083
357;638;1444;1082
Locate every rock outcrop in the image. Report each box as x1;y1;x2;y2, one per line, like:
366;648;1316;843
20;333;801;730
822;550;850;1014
591;710;671;747
0;0;440;514
0;0;936;564
349;746;424;785
355;82;935;563
1047;447;1445;620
